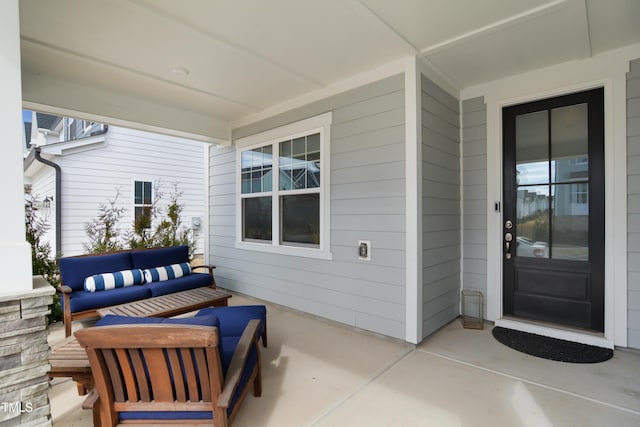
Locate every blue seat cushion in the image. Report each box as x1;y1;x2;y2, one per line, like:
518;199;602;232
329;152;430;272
131;245;189;270
96;313;219;327
65;285;151;313
145;272;212;297
196;305;266;341
60;252;133;292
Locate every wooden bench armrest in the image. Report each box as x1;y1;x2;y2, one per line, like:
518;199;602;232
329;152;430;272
218;319;261;408
192;264;216;276
57;284;73;294
82;389;100;410
192;264;217;288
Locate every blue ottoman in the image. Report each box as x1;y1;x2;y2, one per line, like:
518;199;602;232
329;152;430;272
196;305;267;347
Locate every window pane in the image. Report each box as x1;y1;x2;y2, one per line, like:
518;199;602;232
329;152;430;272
516;111;549;185
552;183;588;260
516;185;550;258
143;182;152;204
134;181;143;204
279;133;321;191
281;193;320;246
241;147;273;194
243;197;272;241
135;206;151;229
279;140;293;190
241;172;251;193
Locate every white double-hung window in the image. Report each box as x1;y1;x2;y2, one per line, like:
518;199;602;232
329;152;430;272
236;113;332;259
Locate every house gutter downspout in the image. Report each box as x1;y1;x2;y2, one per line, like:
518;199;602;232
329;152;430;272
34;147;62;256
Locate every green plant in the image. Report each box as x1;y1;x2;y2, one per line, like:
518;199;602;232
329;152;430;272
125;185;162;250
87;183;196;258
25;185;61;323
152;184;196;257
83;190;126;253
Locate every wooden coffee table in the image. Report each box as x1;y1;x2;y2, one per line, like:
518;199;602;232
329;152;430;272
97;287;232;318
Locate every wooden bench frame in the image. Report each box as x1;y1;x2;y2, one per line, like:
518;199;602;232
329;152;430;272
75;320;262;426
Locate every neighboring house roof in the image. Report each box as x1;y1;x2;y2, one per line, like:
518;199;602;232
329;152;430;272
36;113;61;130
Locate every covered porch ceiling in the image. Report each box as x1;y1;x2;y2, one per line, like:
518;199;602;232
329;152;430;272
19;0;640;142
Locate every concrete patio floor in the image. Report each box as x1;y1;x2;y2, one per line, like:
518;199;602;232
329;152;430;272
48;292;640;426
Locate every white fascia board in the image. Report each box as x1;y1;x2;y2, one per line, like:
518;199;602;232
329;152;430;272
38;133;107;156
22;101;229;146
461;42;640;101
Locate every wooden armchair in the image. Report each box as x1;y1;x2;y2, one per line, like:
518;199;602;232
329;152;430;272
74;319;262;426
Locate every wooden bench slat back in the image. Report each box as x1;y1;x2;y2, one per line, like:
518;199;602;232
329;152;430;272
75;324;222;421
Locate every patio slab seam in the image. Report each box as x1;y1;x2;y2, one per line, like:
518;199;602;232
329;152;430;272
307;347;415;427
416;347;640;417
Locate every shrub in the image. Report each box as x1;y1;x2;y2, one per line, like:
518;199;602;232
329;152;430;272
25;185;61;323
83;190;126;254
86;182;196;258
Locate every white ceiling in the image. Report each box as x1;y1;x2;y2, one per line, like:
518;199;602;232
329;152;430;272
19;0;640;141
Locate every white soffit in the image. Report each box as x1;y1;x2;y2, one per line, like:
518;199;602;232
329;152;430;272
17;0;640;138
361;0;553;50
587;0;640;54
423;0;590;88
19;0;318;110
20;40;254;121
135;0;415;86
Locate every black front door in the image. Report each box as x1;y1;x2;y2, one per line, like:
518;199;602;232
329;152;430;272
502;88;605;332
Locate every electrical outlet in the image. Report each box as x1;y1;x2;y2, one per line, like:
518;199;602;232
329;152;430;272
358;240;371;261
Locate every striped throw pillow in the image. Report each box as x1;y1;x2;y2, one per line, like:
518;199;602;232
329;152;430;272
143;262;191;283
84;269;145;292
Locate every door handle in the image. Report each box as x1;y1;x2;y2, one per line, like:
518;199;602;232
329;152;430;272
505;232;513;260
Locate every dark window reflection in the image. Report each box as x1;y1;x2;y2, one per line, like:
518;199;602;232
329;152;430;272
243;197;272;241
281;194;320;246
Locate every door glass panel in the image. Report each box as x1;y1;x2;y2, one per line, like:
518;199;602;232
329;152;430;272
516;185;550;258
516;111;548;185
552;183;589;260
550;103;589;260
551;104;588;184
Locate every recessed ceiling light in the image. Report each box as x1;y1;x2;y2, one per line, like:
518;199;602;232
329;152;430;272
172;67;190;77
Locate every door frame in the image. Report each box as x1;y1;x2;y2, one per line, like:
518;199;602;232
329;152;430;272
484;76;627;349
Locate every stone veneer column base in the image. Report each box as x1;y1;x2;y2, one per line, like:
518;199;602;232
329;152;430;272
0;277;55;427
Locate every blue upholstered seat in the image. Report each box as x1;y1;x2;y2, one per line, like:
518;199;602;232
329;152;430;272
64;284;151;313
145;272;213;297
196;305;267;347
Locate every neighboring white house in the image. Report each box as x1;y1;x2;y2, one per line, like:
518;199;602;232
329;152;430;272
23;112;208;258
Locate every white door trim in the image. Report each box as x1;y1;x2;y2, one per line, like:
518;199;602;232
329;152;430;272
485;75;627;349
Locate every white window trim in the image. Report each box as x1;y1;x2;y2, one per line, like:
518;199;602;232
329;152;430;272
235;112;332;260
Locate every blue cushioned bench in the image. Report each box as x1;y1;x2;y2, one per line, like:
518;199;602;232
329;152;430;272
58;245;216;337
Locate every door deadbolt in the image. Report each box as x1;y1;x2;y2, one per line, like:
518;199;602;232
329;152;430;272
505;220;513;230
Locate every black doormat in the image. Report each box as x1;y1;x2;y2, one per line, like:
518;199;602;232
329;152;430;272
492;327;613;363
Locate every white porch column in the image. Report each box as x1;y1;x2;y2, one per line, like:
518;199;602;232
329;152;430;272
405;56;423;343
0;0;34;294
